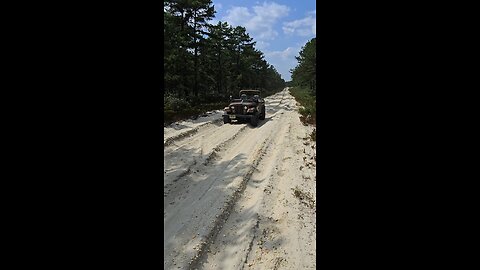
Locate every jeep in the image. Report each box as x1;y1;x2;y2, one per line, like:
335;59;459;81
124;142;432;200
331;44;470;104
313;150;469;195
223;90;266;127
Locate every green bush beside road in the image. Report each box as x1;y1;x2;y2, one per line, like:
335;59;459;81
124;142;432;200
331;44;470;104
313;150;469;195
164;95;227;125
289;86;316;125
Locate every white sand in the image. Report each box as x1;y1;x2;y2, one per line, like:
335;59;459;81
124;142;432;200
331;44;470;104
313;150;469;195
164;88;316;269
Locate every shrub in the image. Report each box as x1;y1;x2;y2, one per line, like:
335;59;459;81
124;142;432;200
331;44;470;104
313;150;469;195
164;94;190;111
310;129;316;141
290;86;316;125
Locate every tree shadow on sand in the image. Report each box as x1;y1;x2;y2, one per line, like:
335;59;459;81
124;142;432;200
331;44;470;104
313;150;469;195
164;145;263;269
197;204;286;270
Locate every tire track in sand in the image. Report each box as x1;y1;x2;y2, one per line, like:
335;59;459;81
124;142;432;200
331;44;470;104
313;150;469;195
164;118;223;148
187;124;282;270
164;124;247;190
197;110;292;270
164;119;280;270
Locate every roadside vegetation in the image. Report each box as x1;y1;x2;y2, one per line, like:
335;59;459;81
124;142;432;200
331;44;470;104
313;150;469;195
164;0;285;124
290;86;316;126
164;93;226;124
289;37;316;127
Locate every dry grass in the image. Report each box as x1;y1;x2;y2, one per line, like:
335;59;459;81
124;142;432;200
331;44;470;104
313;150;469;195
292;186;316;209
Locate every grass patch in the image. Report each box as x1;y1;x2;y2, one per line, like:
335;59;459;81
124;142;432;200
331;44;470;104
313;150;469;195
289;86;316;125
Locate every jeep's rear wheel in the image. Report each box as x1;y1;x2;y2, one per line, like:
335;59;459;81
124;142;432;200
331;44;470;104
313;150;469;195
223;115;231;124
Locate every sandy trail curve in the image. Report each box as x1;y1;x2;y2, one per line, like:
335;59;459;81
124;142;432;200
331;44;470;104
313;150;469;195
164;88;316;269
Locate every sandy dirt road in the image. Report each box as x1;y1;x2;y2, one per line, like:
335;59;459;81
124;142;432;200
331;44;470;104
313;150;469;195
164;88;316;269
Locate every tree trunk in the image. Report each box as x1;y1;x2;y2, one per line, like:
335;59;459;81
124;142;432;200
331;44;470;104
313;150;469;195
193;10;198;99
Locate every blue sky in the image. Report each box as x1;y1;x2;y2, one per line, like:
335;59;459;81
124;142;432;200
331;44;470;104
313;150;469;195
209;0;316;81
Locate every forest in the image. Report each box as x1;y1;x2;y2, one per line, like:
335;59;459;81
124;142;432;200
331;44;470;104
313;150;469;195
164;0;286;122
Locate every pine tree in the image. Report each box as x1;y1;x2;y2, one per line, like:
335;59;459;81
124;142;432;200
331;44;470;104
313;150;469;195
291;38;316;95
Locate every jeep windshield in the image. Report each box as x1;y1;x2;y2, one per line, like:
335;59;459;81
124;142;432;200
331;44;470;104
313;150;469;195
239;90;260;96
237;91;260;101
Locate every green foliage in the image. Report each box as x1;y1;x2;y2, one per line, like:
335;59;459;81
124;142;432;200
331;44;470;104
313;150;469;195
164;102;227;125
289;38;316;125
299;106;315;118
164;94;191;111
291;38;316;96
290;86;316;125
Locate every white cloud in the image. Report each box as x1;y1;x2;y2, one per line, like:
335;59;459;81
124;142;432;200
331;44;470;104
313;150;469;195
222;2;290;44
264;47;297;60
255;40;271;50
264;46;300;81
252;2;290;22
282;11;316;37
223;7;252;25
